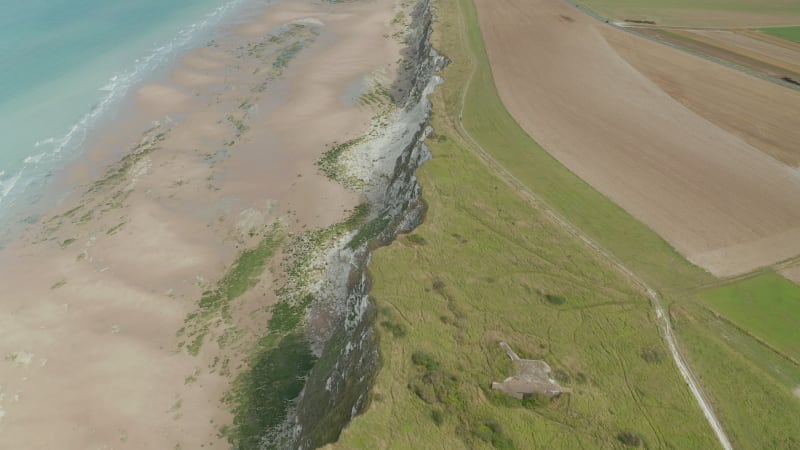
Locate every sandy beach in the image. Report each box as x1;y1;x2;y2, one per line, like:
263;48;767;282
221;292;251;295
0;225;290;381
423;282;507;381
0;0;407;447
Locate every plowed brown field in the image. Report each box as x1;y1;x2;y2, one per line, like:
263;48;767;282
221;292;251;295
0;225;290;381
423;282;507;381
608;28;800;167
692;29;800;70
475;0;800;277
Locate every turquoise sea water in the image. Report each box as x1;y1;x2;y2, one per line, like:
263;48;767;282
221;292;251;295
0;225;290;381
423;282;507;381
0;0;243;227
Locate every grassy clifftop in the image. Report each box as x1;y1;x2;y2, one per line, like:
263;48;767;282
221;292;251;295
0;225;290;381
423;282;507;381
329;0;719;448
329;0;800;447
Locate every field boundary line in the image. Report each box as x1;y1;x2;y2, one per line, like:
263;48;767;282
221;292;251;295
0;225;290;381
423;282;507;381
450;1;733;448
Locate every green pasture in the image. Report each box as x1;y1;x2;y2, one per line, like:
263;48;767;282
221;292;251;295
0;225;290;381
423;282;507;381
760;26;800;43
698;272;800;362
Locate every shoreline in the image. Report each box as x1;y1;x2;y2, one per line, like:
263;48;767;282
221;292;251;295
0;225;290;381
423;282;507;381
0;0;252;244
0;0;411;447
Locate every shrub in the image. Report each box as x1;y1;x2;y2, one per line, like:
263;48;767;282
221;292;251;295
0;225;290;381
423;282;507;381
380;320;407;337
406;234;427;245
474;420;515;450
411;351;439;371
431;409;445;426
617;431;643;447
640;347;663;364
521;393;550;409
544;293;566;305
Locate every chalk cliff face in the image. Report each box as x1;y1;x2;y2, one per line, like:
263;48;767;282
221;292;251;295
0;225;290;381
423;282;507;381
276;0;448;448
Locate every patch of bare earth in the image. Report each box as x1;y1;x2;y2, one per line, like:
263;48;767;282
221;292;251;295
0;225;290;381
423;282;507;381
474;0;800;277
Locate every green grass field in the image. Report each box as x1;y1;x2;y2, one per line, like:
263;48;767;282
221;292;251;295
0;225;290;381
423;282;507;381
675;298;800;449
331;0;721;448
761;26;800;43
699;272;800;362
574;0;800;26
333;79;717;448
331;0;800;448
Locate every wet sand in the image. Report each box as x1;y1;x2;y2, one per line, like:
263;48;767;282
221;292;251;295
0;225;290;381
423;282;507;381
0;0;405;448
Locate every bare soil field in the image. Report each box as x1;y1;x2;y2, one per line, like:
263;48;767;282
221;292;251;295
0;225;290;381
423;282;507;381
606;29;800;167
604;30;800;167
693;29;800;70
576;0;800;28
474;0;800;277
632;27;800;86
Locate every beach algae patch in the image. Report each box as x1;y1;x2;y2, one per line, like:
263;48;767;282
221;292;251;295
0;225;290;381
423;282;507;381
222;202;375;448
224;296;316;449
186;203;374;448
180;223;283;356
40;125;167;241
317;137;367;189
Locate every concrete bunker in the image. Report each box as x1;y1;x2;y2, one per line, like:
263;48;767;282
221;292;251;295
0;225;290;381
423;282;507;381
491;341;571;399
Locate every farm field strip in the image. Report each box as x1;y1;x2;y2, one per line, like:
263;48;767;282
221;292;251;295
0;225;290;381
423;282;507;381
698;272;800;363
760;25;800;43
689;29;800;69
627;27;800;86
455;31;733;450
599;27;800;167
474;0;800;278
675;302;800;449
574;0;800;28
331;0;723;448
470;0;800;446
571;0;800;89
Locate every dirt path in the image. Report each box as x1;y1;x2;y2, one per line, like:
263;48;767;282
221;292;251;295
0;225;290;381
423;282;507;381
453;2;733;448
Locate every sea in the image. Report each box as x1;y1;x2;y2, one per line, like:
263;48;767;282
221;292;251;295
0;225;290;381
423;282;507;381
0;0;247;239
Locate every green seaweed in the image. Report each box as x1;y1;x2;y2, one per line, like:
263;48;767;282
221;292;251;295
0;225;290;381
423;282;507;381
182;224;283;354
225;290;316;449
273;41;305;70
347;216;392;249
316;137;366;188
